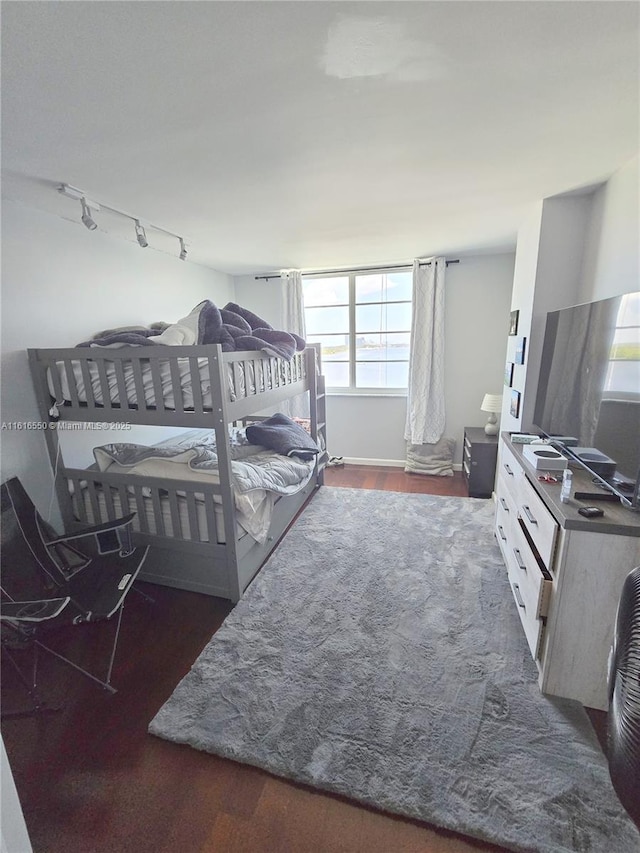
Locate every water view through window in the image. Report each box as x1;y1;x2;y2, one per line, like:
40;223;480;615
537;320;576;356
303;270;412;390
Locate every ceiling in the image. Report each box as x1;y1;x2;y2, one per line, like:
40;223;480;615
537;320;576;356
2;1;638;275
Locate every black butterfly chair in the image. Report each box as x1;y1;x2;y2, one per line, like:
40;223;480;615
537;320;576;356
1;476;149;714
608;565;640;827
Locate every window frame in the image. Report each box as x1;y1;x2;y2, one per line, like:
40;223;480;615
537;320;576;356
302;267;412;395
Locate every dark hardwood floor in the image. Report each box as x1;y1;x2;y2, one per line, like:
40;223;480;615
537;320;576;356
1;467;603;852
323;464;470;496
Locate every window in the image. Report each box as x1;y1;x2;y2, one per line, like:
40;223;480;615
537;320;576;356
605;291;640;399
302;269;412;391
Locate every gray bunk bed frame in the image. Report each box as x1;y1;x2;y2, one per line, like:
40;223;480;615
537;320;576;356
28;344;326;602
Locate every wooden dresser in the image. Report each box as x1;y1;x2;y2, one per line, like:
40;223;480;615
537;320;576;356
494;433;640;710
462;427;498;498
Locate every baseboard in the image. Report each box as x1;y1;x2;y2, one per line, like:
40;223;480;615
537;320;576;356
339;457;463;472
341;457;406;467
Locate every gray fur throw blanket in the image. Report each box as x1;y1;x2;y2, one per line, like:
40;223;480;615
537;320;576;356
77;300;306;361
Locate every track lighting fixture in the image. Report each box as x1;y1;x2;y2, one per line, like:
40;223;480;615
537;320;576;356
58;183;190;261
135;220;148;248
80;198;98;231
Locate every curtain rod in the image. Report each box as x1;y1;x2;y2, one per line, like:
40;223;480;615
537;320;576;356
254;259;459;281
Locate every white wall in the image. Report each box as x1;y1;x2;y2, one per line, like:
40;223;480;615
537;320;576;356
500;152;640;436
237;254;515;464
500;203;542;434
443;254;515;456
233;274;282;328
581;154;639;302
504;194;592;433
1;199;234;522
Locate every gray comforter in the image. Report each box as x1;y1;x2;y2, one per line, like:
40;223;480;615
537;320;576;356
78;300;306;361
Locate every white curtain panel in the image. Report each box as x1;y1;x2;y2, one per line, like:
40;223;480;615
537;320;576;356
281;269;309;418
281;269;307;341
404;257;446;445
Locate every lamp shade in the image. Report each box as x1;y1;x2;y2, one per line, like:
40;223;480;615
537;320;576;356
481;393;503;413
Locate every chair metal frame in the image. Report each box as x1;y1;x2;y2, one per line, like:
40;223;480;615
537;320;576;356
1;476;149;713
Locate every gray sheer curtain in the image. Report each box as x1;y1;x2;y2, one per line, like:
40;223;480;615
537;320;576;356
404;257;446;444
281;269;309;418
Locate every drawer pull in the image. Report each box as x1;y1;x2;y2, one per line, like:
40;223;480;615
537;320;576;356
513;583;526;610
513;548;527;572
504;463;514;477
500;497;509;512
497;525;507;542
522;505;538;525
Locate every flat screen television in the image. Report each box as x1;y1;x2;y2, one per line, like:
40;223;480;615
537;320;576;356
532;290;640;509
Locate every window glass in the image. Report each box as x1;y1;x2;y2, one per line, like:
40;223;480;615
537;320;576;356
355;273;413;303
303;268;412;391
355;332;411;358
355;303;412;334
322;361;350;388
302;277;349;307
355;360;410;388
305;306;349;336
605;292;640;395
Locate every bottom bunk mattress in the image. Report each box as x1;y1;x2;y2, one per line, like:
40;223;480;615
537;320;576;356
69;427;316;546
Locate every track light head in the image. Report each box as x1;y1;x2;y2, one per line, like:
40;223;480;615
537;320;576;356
80;198;98;231
59;183;190;255
134;220;148;248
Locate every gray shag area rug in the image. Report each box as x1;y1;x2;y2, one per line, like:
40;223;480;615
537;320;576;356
149;488;640;853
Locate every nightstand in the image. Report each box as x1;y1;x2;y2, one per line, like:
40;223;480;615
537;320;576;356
462;427;498;498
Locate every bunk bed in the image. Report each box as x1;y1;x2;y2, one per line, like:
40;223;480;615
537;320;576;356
28;344;327;602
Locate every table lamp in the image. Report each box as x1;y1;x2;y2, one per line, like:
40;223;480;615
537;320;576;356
481;393;503;436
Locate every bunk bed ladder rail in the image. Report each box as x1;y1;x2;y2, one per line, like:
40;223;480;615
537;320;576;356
27;349;77;530
206;347;243;603
306;345;327;484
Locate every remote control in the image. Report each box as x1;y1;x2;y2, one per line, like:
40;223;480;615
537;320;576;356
574;491;619;502
578;506;604;518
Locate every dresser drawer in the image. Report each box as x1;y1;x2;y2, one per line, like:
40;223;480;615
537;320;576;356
497;441;522;497
495;475;517;548
517;477;558;569
495;504;511;553
496;471;518;521
506;559;545;659
508;522;553;618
